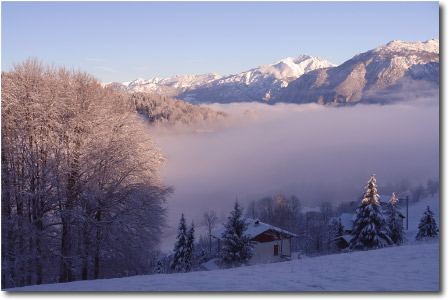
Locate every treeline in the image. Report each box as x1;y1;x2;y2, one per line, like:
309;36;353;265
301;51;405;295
246;195;303;234
338;177;440;214
1;59;172;288
129;92;229;128
242;176;440;257
146;175;440;274
245;195;336;256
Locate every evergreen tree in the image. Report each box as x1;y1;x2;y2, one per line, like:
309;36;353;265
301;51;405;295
329;217;344;253
197;248;210;264
171;214;187;272
350;174;393;250
153;260;163;274
219;201;254;268
416;206;439;240
184;221;195;272
385;193;405;245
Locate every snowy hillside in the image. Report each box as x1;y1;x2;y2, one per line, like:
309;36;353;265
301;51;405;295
7;193;439;291
404;192;439;240
7;242;438;291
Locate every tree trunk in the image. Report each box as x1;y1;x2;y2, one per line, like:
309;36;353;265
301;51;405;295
94;208;101;279
59;215;72;283
82;223;90;280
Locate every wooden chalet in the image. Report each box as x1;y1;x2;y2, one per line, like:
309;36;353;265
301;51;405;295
211;218;298;265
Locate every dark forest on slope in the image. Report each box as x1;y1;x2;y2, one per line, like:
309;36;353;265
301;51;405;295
129;92;228;127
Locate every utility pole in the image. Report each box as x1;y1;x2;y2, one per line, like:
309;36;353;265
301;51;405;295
406;196;409;230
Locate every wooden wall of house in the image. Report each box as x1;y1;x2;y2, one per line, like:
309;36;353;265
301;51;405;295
249;239;291;265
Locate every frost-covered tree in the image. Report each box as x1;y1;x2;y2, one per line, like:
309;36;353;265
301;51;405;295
384;193;405;245
416;206;439;241
130;92;228;128
202;210;218;253
171;214;188;272
360;174;380;206
1;59;171;288
171;216;196;273
184;221;195;272
219;201;254;268
350;174;393;250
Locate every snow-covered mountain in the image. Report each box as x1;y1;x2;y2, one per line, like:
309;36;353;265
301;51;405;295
178;55;335;103
104;39;439;105
104;73;222;97
278;39;439;104
105;55;335;103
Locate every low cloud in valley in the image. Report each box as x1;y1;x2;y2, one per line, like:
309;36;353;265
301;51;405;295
153;95;439;245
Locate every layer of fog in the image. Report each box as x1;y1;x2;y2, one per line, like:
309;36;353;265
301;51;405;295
153;96;439;249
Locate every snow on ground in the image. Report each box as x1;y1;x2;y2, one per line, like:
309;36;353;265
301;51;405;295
404;192;439;240
7;242;438;291
6;193;439;292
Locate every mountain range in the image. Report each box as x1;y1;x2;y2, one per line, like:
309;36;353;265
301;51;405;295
104;39;439;105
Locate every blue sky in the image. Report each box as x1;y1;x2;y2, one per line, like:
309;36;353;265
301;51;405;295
1;1;439;82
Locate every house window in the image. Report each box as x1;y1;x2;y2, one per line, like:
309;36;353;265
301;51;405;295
274;245;279;256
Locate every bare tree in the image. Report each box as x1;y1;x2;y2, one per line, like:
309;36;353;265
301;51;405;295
426;178;439;197
202;210;218;253
319;201;333;223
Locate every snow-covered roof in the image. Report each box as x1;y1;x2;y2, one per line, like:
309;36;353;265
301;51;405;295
340;213;355;231
342;235;352;243
211;218;298;240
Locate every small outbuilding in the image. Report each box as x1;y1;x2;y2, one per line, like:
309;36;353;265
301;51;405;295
211;218;298;265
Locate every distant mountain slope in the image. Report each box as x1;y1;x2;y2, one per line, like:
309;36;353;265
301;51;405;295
105;55;335;103
129;92;229;128
178;55;335;103
105;39;438;105
103;73;222;97
278;39;439;105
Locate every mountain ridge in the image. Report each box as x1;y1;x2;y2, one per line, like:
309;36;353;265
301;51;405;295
104;54;335;103
104;39;439;105
278;39;439;104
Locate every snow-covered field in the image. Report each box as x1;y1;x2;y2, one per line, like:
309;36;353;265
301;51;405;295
6;193;440;292
7;242;438;291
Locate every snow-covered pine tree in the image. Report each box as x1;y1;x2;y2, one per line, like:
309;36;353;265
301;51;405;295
184;221;195;272
329;217;344;253
384;193;405;245
219;201;254;268
153;260;163;274
416;206;439;240
171;214;187;272
197;248;210;264
350;174;393;251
